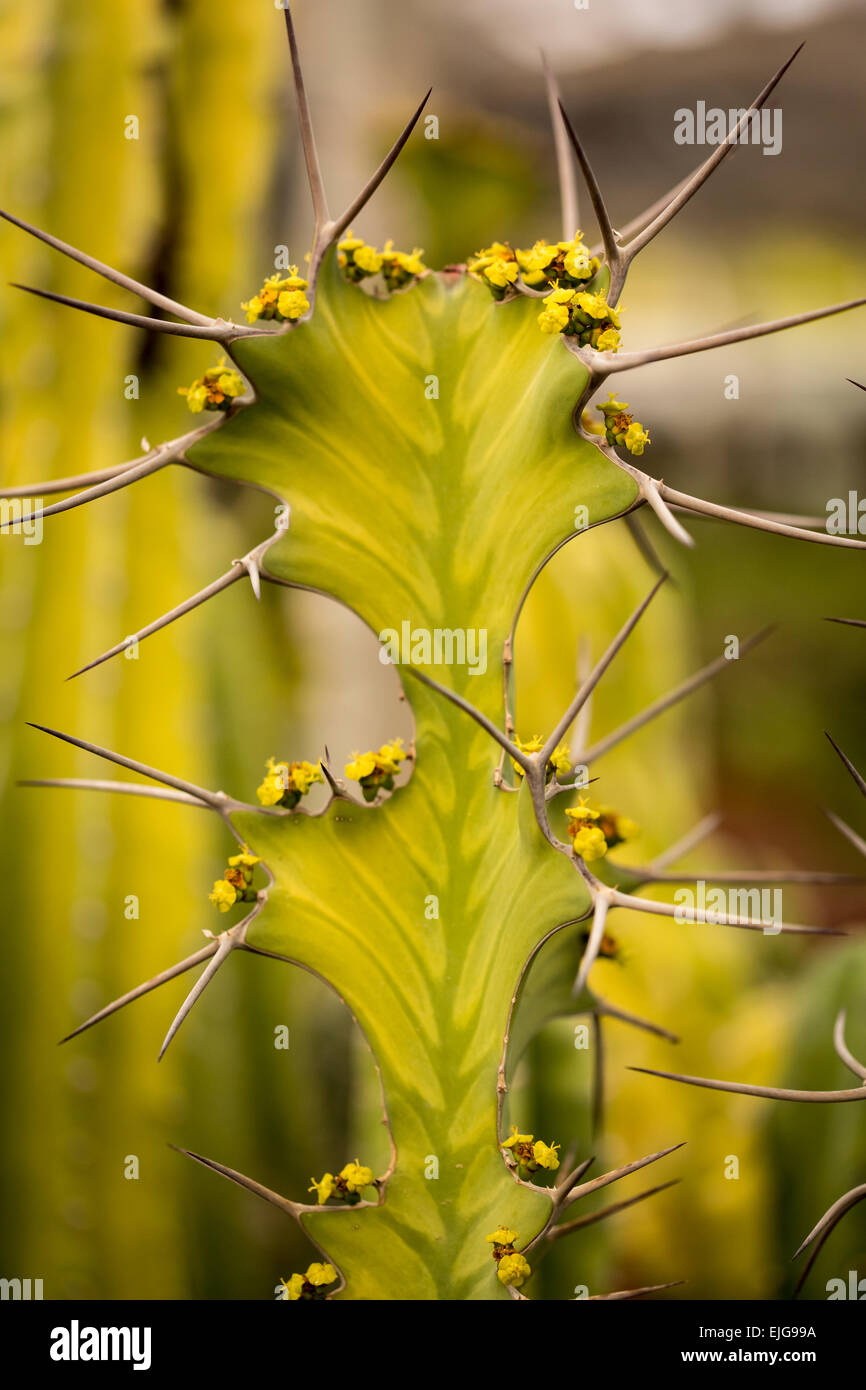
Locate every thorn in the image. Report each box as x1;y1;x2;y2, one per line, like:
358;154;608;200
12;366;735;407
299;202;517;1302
1;449;171;527
572;894;609;998
564;1141;686;1207
402;664;526;765
608;887;843;936
282;1;330;230
832;1008;866;1080
594;297;866;378
59;942;220;1042
550;1178;680;1241
824;808;866;859
825;732;866;798
587;1280;684;1301
542;572;667;764
656;480;866;551
325;89;432;252
649;812;723;872
10;282;252;339
825;616;866;629
593;994;679;1044
141;436;151;452
790;1183;866;1298
158;936;235;1060
579;626;774;764
170;1143;302;1218
0;206;214;325
629;1066;866;1103
26;722;225;807
557;100;619;276
19;777;208;808
540;51;578;238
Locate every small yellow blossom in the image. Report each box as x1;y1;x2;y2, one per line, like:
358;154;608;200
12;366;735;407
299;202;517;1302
178;358;245;414
308;1172;336;1205
510;735;570;783
497;1252;532;1288
485;1226;518;1246
624;421;650;454
468;242;520;298
531;1139;560;1171
515;233;599;289
345;739;408;800
340;1161;374;1193
502;1127;534;1150
279;1262;337;1301
242;269;310;323
596;393;650;454
380;241;427;291
338;232;384;283
570;824;608;862
228;846;260;869
209;878;237;912
256;756;324;809
566;797;637;860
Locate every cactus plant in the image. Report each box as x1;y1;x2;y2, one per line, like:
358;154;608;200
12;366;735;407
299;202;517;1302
2;6;865;1300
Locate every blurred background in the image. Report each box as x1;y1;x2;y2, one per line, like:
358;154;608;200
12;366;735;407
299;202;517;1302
0;0;864;1300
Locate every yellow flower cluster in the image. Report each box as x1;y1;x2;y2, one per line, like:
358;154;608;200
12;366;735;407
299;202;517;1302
208;846;260;912
501;1124;561;1175
469;232;600;300
345;738;408;801
337;232;426;290
565;797;639;863
510;734;571;784
177;358;245;414
537;286;622;350
597;393;651;456
256;756;324;810
280;1262;338;1301
241;268;310;324
309;1160;375;1207
485;1226;532;1289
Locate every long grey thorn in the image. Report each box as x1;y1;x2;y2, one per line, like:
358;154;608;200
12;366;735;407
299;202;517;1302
561;1141;686;1210
589;168;695;258
579;626;774;765
0;207;213;325
282;2;330;231
825;731;866;797
9;282;257;339
158;934;236;1061
539;572;668;766
649;812;723;872
572;892;610;998
0;460;139;499
792;1184;866;1297
68;510;289;679
614;45;804;293
832;1009;866;1081
632;866;862;887
607;887;841;937
0;429;214;526
541;52;578;240
59;941;221;1043
655;481;866;550
322;90;432;261
556;100;620;286
825;808;866;859
587;1281;683;1301
549;1178;680;1242
555;1155;595;1195
590;296;866;378
26;722;228;809
630;1066;866;1102
825;616;866;629
401;665;528;767
19;778;207;808
593;993;680;1044
172;1145;306;1219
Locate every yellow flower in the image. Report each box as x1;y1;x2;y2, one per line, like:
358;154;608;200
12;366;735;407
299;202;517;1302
280;1273;305;1301
497;1253;531;1288
345;751;377;781
549;743;571;777
537;303;570;333
377;738;407;774
485;1226;518;1245
178;358;245;414
308;1172;336;1205
571;825;608;862
502;1126;534;1149
305;1262;337;1288
257;756;323;807
532;1139;560;1171
276;288;310;320
563;241;595;280
340;1161;374;1193
595;327;621;352
516;240;558;274
354;244;383;275
624;421;650;455
484;258;518;288
228;846;260;869
209;878;237;912
257;759;289;807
